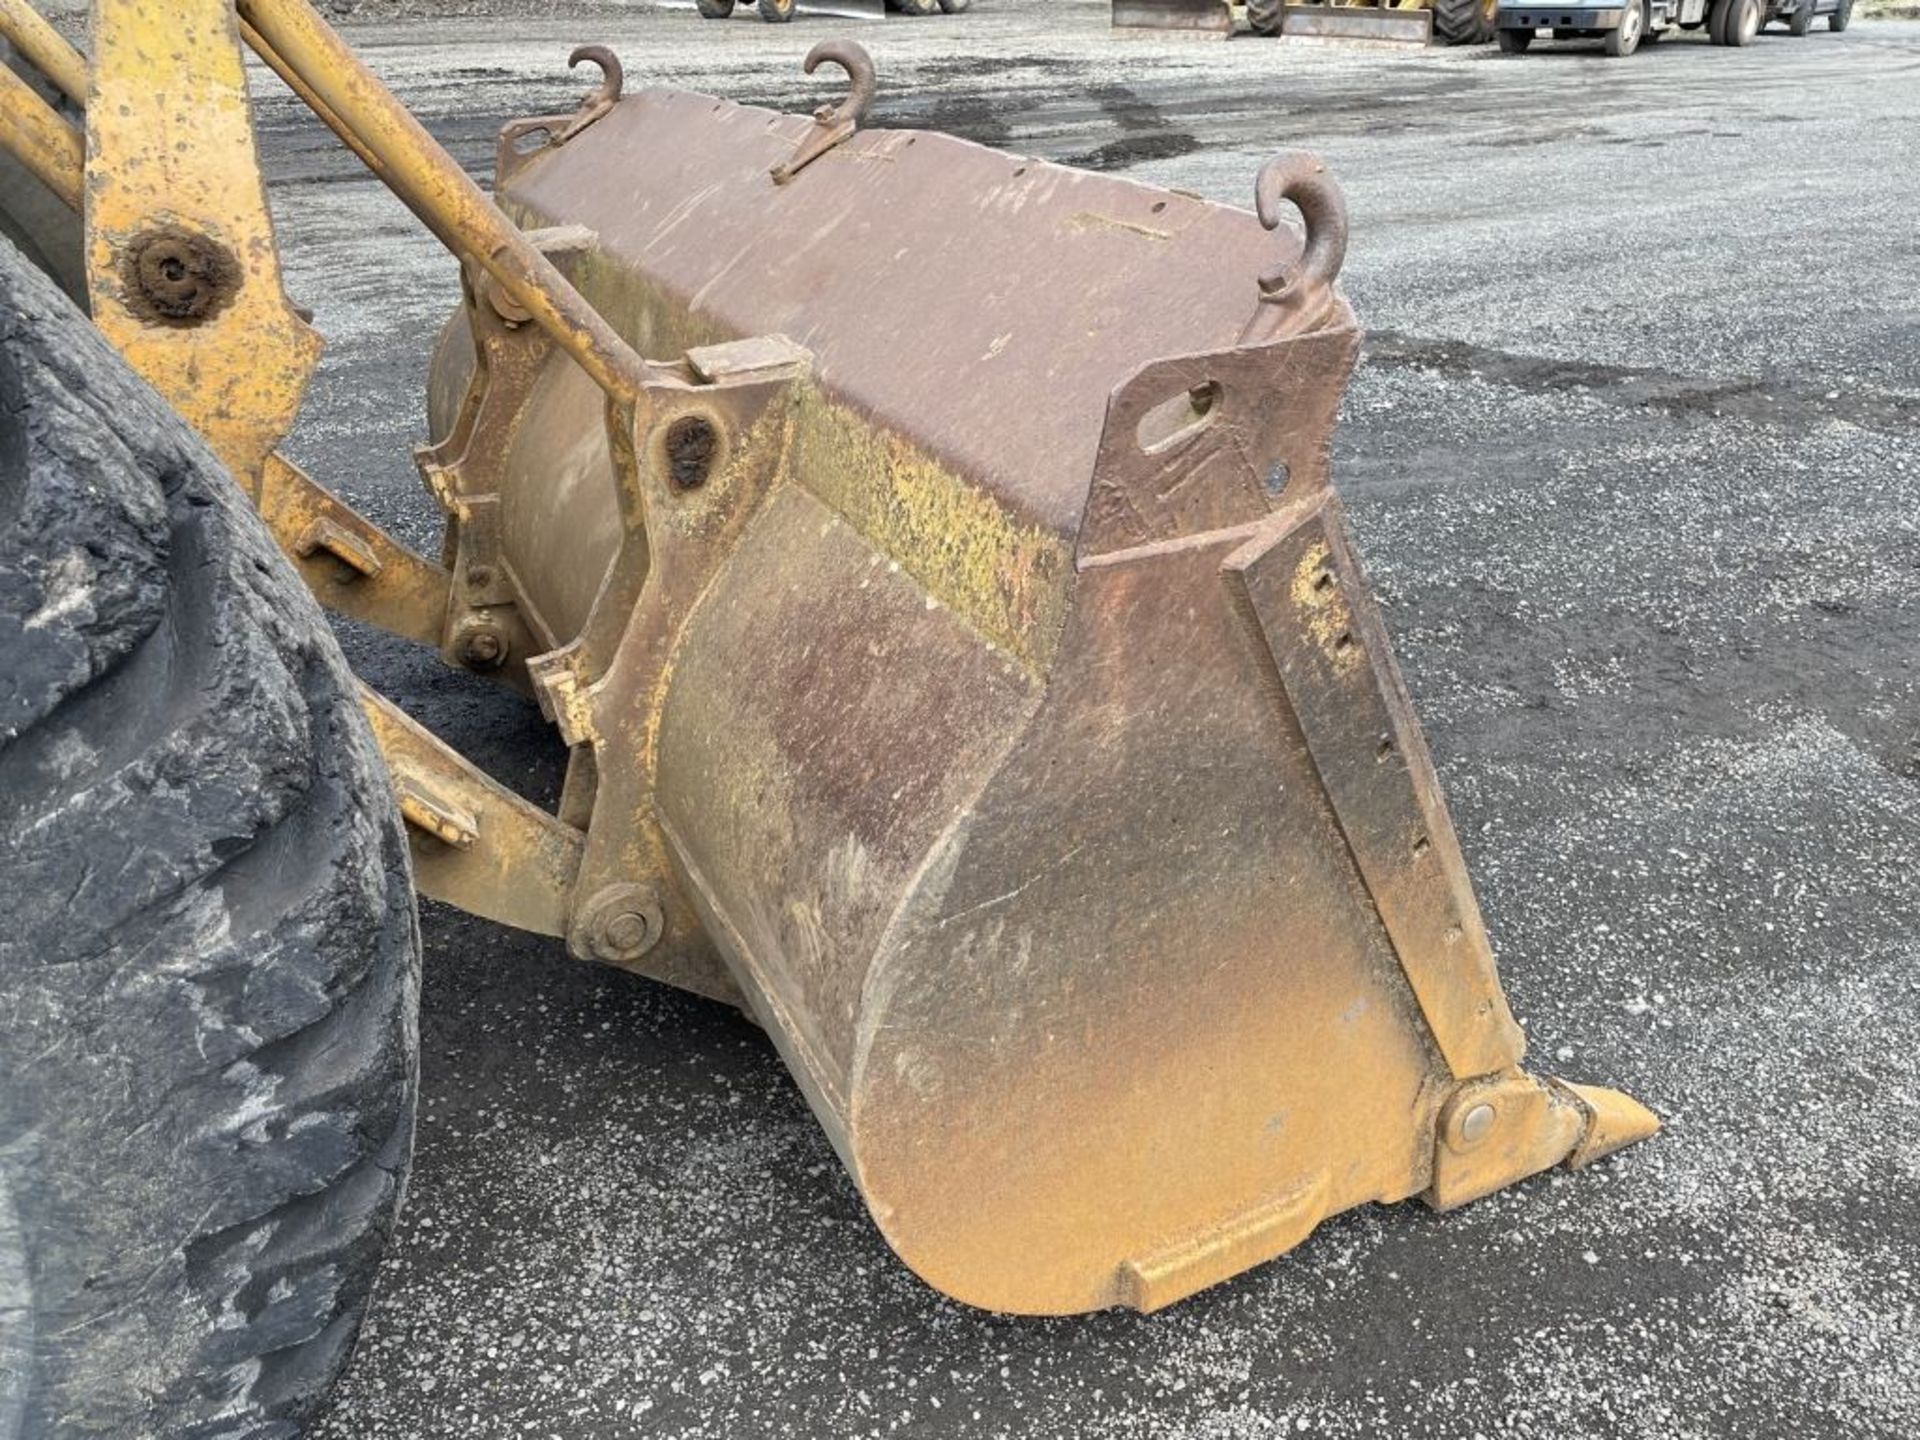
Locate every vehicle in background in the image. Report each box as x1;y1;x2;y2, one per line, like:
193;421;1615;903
1495;0;1850;54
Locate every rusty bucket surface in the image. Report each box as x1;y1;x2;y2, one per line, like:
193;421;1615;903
426;45;1656;1315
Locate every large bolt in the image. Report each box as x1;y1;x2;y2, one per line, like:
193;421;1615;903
1459;1102;1497;1145
453;617;508;671
576;885;664;965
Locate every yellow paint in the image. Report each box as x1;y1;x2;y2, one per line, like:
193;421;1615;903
792;387;1072;676
1287;536;1362;673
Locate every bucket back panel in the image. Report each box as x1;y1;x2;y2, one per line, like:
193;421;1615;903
502;89;1292;542
501;356;621;645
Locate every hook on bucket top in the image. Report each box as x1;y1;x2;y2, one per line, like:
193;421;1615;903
496;44;626;181
558;45;625;142
1239;151;1349;344
771;40;877;186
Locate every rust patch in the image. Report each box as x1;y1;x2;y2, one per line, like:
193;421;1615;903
665;412;720;492
118;224;243;326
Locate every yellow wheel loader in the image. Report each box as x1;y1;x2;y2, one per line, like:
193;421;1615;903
0;2;1652;1431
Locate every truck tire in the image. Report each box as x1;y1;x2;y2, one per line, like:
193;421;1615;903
695;0;736;16
758;0;795;18
1431;0;1496;44
1496;25;1535;47
1604;0;1647;51
1787;0;1813;31
1708;0;1731;40
937;0;973;12
1724;0;1760;41
0;240;419;1437
1828;0;1850;28
1247;0;1285;32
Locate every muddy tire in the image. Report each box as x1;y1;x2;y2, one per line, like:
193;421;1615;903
0;239;419;1436
695;0;736;16
1496;24;1534;46
1432;0;1495;44
1247;0;1286;34
757;0;795;19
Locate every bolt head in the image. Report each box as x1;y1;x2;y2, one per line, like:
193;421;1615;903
577;885;664;965
1459;1102;1497;1145
455;622;508;670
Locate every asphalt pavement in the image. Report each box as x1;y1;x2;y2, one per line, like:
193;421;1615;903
254;4;1920;1435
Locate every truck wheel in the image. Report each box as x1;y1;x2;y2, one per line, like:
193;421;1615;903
757;0;795;19
0;239;418;1436
1828;0;1850;28
1787;0;1813;30
695;0;737;16
937;0;973;12
1432;0;1496;44
1707;0;1731;40
896;0;942;13
1496;26;1535;48
1604;0;1647;51
1248;0;1285;33
1724;0;1760;41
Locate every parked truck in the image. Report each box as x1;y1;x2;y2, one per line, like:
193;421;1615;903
1495;0;1851;54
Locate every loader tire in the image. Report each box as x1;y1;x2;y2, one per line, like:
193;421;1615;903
0;241;419;1437
695;0;737;15
758;0;795;19
1247;0;1286;34
1431;0;1496;44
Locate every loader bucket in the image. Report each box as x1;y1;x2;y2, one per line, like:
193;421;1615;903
421;43;1656;1314
1111;0;1236;32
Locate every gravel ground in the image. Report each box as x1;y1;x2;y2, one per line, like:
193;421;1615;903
220;4;1920;1435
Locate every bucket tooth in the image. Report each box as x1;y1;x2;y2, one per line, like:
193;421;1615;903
1561;1081;1662;1170
1426;1072;1659;1211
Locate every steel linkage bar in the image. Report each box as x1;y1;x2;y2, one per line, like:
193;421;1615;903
0;0;86;105
235;0;650;412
